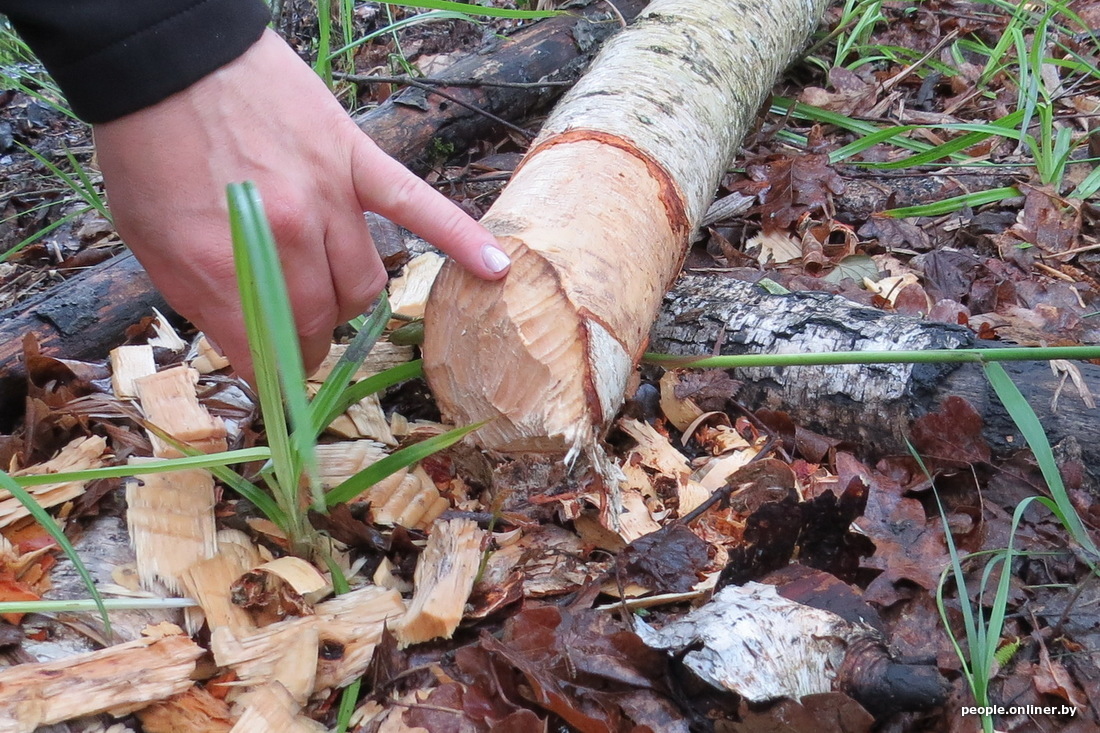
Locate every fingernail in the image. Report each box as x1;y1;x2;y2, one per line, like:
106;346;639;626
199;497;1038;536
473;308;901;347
481;243;511;273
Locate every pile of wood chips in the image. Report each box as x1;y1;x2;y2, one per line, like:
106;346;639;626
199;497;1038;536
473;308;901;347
0;253;916;733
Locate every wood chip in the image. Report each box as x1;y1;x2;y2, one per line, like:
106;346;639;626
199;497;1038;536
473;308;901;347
388;252;444;325
179;537;260;633
4;435;108;528
135;366;227;457
136;686;234;733
148;308;188;352
109;345;156;398
126;461;217;596
0;633;202;733
211;585;405;694
191;335;231;374
254;557;331;603
396;518;485;646
229;683;326;733
659;371;705;431
310;341;415;382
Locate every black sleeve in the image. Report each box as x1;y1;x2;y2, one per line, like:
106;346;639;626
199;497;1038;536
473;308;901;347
0;0;271;123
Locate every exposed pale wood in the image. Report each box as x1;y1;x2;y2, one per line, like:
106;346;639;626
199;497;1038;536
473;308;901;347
396;518;485;646
136;686;234;733
659;371;705;432
191;335;231;374
309;341;414;382
229;683;326;733
179;535;261;633
211;585;405;694
316;440;406;502
109;344;156;398
5;435;108;527
134;366;227;457
147;308;188;352
126;460;217;596
254;557;331;604
346;393;397;445
372;466;449;531
425;0;829;455
0;1;652;416
0;632;202;733
388;252;444;326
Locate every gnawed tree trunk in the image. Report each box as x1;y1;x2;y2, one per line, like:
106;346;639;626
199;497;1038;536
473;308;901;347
424;0;830;455
653;273;1100;478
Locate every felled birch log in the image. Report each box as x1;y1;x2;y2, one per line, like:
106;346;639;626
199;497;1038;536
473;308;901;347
424;0;830;455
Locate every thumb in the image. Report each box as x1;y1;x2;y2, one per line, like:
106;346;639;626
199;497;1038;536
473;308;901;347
350;138;511;279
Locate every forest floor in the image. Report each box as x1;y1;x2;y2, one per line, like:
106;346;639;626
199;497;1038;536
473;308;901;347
1;1;1100;732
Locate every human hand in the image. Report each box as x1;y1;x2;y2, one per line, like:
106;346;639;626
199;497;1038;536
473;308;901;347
93;29;510;380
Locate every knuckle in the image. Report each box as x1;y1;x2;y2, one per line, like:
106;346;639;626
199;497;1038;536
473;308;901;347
296;302;339;342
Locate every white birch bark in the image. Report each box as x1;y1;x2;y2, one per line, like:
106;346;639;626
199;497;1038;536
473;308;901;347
425;0;830;455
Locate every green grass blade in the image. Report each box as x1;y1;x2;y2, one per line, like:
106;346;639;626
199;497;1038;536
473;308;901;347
880;187;1021;218
0;206;93;263
378;1;565;18
228;182;318;519
326;11;481;61
857;110;1026;170
11;447;270;487
325;421;485;507
0;471;112;636
308;293;392;441
0;598;197;614
981;362;1099;558
318;359;425;433
139;423;288;525
334;678;362;733
1069;165;1100;200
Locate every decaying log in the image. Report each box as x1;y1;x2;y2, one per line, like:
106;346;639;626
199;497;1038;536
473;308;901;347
653;273;1100;473
355;0;651;170
134;365;228;456
0;631;203;733
424;0;830;455
396;518;484;646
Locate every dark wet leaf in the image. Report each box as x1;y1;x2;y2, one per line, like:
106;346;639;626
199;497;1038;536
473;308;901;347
615;524;711;594
909;395;991;468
